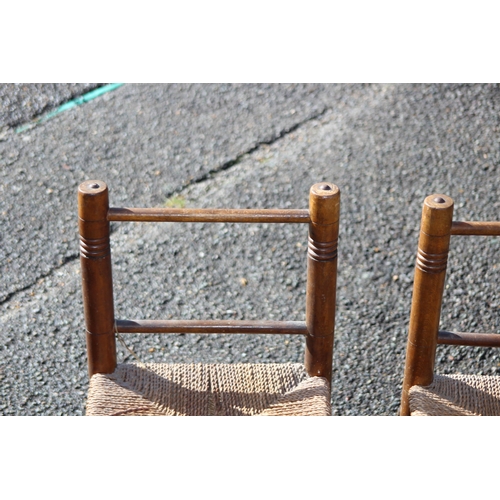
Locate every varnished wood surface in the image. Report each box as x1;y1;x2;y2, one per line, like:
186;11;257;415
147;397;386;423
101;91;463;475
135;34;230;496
438;330;500;347
451;221;500;236
116;319;308;334
305;183;340;385
400;194;454;415
78;180;117;376
108;207;311;223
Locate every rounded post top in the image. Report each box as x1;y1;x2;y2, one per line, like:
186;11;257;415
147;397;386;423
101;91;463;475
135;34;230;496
421;193;454;237
310;182;340;199
78;180;109;221
424;193;454;211
79;180;108;196
309;182;340;226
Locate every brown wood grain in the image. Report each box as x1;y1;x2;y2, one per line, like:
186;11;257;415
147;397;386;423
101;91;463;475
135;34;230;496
451;221;500;236
400;194;454;416
438;330;500;347
304;183;340;386
108;207;310;223
116;319;307;334
78;180;117;376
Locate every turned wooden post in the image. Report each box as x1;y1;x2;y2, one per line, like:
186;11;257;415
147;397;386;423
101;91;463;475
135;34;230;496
305;183;340;386
78;180;116;376
400;194;454;415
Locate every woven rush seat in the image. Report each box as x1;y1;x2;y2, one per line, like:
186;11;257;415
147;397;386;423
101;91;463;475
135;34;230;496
86;363;331;416
409;374;500;416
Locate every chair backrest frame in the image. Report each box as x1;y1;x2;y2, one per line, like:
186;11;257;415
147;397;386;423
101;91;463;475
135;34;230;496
400;194;500;415
78;180;340;386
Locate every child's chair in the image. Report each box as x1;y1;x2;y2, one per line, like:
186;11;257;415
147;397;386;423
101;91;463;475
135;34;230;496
79;180;340;416
400;194;500;416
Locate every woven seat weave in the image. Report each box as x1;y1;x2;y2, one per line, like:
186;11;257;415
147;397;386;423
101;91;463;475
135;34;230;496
86;363;331;416
409;374;500;416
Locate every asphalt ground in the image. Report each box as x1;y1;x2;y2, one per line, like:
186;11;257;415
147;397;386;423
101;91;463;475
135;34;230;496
1;83;500;416
0;84;102;130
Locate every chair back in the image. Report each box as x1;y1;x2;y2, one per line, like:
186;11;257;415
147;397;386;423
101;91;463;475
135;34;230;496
400;194;500;415
78;180;340;386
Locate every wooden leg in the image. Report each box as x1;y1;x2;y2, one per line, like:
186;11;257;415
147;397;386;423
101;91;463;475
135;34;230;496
305;183;340;386
399;194;453;415
78;180;116;377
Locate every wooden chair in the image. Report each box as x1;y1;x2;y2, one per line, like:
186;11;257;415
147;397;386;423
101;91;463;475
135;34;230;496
400;194;500;416
79;180;340;416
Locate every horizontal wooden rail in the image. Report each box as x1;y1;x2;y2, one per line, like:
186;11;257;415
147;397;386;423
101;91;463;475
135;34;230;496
451;221;500;236
108;207;311;223
115;319;308;335
438;330;500;347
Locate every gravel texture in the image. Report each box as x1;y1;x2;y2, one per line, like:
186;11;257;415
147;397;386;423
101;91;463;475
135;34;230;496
1;83;499;416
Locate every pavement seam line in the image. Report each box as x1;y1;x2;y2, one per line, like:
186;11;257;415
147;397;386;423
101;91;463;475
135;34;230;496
14;84;125;134
0;260;74;307
176;106;330;192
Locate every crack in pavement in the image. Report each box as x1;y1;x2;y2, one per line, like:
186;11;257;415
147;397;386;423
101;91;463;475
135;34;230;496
0;254;79;307
0;84;107;132
177;106;330;192
0;106;330;307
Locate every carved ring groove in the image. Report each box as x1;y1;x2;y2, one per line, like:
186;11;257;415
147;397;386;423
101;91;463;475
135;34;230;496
416;248;448;274
80;235;110;259
308;236;338;262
